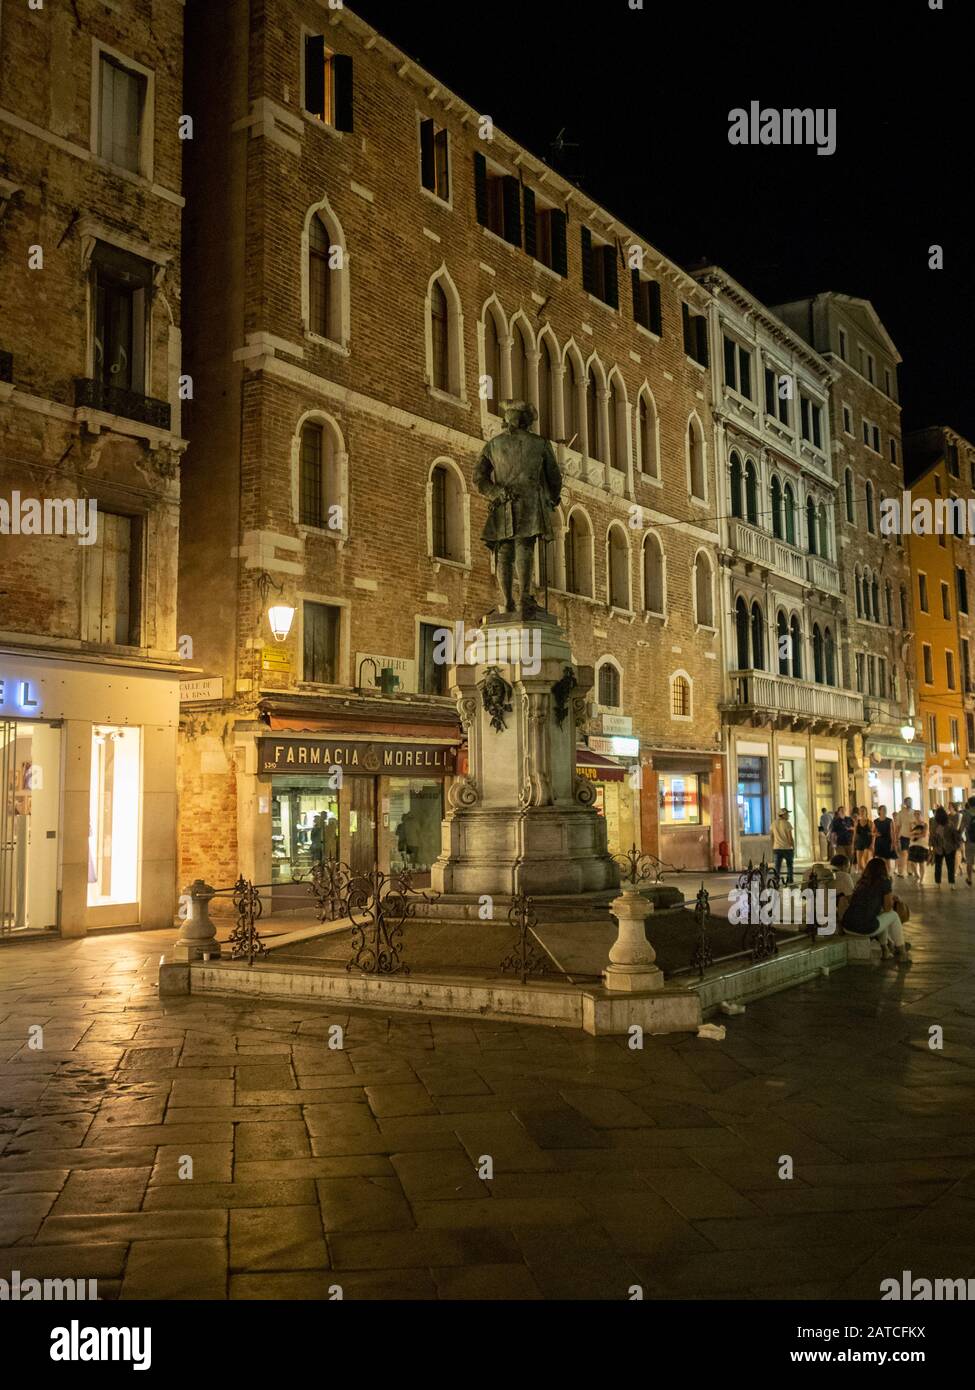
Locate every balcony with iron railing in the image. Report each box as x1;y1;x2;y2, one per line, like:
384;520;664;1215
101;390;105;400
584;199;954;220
73;377;171;431
724;669;865;726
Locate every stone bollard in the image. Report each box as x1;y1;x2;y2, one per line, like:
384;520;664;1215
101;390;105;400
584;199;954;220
173;879;220;962
603;884;664;992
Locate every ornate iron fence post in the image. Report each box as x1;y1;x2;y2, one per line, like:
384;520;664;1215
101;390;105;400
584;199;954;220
228;876;268;965
613;842;668;886
345;865;438;976
500;893;548;984
692;883;713;979
297;856;353;922
739;856;780;962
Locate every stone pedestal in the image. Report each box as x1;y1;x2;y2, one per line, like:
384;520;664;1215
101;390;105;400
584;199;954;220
173;879;221;962
603;885;664;992
432;613;619;897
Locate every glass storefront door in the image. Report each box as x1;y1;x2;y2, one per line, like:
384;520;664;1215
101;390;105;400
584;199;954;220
1;719;61;933
385;779;443;886
270;779;340;884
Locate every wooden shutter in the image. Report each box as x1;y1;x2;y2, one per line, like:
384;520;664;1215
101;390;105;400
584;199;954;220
581;226;594;294
696;316;709;366
502;175;521;246
682;303;693;355
304;35;325;116
649;280;662;335
419;118;435;191
474;152;488;226
522;186;537;260
333;53;353;131
603;245;618;309
434;127;449;201
631;268;642;325
550;209;568;277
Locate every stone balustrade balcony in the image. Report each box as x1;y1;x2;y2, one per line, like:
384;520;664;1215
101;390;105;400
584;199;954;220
723;668;865;730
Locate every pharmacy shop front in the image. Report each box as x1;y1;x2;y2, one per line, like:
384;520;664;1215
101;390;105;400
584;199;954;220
250;734;460;908
0;650;179;937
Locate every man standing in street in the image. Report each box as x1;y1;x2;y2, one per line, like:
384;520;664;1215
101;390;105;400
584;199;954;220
772;807;796;885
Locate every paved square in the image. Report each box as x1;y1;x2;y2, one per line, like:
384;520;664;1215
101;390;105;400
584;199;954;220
2;880;974;1300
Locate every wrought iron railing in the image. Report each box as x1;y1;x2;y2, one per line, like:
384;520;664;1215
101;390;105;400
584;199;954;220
73;377;171;430
612;843;672;886
500;893;551;984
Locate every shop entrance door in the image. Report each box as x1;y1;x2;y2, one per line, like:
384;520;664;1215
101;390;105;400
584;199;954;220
1;720;60;934
348;777;377;876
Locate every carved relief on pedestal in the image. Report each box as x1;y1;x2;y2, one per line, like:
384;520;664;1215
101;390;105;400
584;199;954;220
447;776;479;810
573;774;597;807
519;689;552;808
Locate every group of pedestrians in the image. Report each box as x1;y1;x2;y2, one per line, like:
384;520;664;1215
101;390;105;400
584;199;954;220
816;796;975;890
766;795;975;964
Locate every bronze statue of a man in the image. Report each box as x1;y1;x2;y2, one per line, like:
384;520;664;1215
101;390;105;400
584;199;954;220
474;401;562;615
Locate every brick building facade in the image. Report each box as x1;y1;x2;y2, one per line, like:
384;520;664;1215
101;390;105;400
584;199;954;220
0;0;185;935
177;0;727;905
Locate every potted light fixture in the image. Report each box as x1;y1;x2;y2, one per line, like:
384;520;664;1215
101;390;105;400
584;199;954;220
256;571;295;643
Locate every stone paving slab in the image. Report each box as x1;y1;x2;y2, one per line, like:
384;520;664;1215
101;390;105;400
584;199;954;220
1;879;974;1300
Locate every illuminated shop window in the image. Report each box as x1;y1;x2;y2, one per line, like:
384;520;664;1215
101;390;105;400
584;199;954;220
88;726;141;906
658;773;701;827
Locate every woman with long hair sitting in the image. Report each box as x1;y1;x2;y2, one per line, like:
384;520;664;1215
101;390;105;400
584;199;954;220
841;856;910;961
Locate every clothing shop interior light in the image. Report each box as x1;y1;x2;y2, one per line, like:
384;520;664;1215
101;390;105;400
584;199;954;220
256;571;295;643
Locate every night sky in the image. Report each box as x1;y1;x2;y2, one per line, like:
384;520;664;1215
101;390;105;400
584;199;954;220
350;0;973;443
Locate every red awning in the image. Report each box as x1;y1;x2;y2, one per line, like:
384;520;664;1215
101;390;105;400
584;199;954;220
576;748;627;783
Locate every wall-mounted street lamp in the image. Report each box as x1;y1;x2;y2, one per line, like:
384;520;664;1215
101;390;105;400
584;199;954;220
900;724;916;744
256;571;295;643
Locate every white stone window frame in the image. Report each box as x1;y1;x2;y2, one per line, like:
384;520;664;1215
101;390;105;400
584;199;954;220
90;39;155;183
426;455;471;571
605;520;633;615
77;220;174;434
301;194;351;355
605;366;633;497
535;325;563;444
640;527;667;620
669;669;693;723
594;654;624;713
296;590;352;689
722;329;755;404
634;383;662;486
477;293;509;435
685;409;709;506
583;352;609;486
564;503;596;600
560;340;587;474
424;263;467;408
291;409;349;545
507;309;538;415
693;548;717;632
